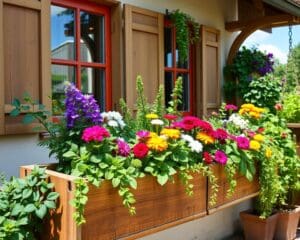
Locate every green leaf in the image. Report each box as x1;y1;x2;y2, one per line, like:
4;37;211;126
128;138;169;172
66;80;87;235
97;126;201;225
63;151;77;158
11;204;23;216
12;98;21;107
10;108;20;117
239;159;247;176
44;200;56;209
157;174;168;186
47;192;59;201
144;166;154;173
112;178;120;188
105;171;114;180
245;170;253;181
24;204;36;213
128;177;137;189
23;114;35;124
90;155;101;163
17;217;28;226
99;163;108;169
22;188;33;199
35;205;47;219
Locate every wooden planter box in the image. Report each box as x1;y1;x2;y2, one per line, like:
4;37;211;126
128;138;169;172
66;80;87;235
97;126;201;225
207;164;259;214
20;164;207;240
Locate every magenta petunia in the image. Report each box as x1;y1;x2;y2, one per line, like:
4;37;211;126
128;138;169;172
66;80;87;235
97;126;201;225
117;139;131;157
214;150;228;165
225;104;238;111
82;126;110;143
236;136;250;150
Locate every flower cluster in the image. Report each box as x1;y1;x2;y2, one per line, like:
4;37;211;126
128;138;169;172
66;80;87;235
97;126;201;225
82;126;110;142
239;103;265;119
101;111;125;128
65;83;102;128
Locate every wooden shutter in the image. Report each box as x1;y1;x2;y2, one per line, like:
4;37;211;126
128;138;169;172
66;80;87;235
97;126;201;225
124;4;164;110
0;0;51;135
199;25;221;117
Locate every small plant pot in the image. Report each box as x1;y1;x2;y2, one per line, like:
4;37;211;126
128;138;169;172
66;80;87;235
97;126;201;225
274;205;300;240
240;210;278;240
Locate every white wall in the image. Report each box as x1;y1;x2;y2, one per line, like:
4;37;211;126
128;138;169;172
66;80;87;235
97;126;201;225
0;134;55;178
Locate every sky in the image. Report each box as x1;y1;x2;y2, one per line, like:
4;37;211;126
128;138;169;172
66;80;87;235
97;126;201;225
243;25;300;64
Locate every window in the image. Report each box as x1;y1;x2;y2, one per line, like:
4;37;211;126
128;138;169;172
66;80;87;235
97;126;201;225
51;0;111;114
164;21;195;115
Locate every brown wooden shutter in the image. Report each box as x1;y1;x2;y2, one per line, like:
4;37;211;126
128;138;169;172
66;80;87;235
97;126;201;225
124;4;164;110
199;25;221;117
0;0;51;135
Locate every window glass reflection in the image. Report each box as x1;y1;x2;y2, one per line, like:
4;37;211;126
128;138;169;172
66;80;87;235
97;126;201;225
80;11;105;63
164;72;173;107
51;64;75;114
51;6;75;60
164;27;173;67
81;67;106;109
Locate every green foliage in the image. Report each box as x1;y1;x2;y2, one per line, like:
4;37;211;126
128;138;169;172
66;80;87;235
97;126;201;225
0;166;59;239
166;77;183;115
224;46;274;100
169;9;200;63
280;92;300;122
285;43;300;93
152;85;164;118
243;74;281;113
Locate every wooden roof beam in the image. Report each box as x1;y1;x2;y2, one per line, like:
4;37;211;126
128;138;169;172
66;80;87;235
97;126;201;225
226;14;299;32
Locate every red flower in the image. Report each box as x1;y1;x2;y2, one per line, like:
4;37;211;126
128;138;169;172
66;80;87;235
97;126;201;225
214;128;228;141
164;114;178;121
132;143;149;159
274;103;283;111
257;127;265;133
203;151;213;164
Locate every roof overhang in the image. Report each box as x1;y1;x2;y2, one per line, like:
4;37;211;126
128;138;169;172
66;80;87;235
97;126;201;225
263;0;300;17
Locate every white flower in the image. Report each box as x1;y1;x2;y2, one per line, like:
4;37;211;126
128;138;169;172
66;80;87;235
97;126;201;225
108;120;118;127
228;114;248;130
181;134;194;143
189;140;203;153
151;119;164;125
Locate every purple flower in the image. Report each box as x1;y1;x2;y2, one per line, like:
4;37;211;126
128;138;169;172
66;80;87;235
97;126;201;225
236;136;250;150
65;83;102;128
214;150;228;165
117;139;130;157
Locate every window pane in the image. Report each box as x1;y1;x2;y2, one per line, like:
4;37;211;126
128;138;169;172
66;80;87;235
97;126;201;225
51;6;75;60
176;73;190;111
81;67;105;109
51;64;75;114
80;11;105;63
176;49;189;69
164;72;173;107
164;27;173;67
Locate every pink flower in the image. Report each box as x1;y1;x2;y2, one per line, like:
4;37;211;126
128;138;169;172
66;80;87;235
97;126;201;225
133;142;149;159
196;120;213;134
214;150;228;165
236;136;250;150
136;130;150;139
214;128;228;141
225;104;238;111
82;126;110;142
274;103;283;111
117;139;130;157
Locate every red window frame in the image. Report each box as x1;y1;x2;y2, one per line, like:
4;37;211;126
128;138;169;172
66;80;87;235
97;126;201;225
164;20;195;116
51;0;112;110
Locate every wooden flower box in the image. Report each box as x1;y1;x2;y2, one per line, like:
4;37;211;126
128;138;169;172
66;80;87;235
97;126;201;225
207;164;259;214
20;164;207;240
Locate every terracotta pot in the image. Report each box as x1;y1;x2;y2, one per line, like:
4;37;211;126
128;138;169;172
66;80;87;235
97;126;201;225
240;210;278;240
20;164;207;240
274;206;300;240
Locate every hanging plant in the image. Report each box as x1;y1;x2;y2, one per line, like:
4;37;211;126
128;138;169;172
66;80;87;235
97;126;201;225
169;9;200;63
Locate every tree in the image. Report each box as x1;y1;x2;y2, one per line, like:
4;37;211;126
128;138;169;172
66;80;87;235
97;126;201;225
285;43;300;92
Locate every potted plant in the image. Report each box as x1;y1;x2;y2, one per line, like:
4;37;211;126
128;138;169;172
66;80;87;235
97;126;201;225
0;166;58;239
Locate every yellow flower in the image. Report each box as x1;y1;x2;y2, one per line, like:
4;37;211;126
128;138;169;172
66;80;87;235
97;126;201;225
241;104;255;110
249;111;260;119
253;134;265;142
146;136;168;152
160;128;180;140
146;113;159;119
265;148;272;158
149;132;158;138
254;107;265;113
250;140;261;151
196;132;215;144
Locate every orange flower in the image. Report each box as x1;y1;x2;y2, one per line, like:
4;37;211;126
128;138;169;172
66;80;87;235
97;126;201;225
196;132;215;144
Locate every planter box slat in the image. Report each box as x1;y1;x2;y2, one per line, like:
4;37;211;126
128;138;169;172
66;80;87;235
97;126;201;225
208;165;259;214
20;164;207;240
